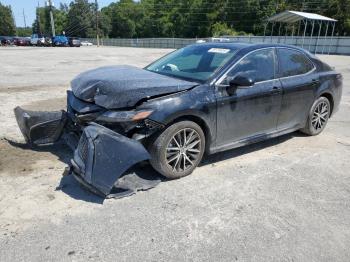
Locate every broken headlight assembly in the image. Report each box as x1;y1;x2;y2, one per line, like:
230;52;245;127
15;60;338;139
95;110;154;123
95;109;164;139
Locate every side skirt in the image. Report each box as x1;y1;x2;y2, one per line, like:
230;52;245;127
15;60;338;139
209;125;302;155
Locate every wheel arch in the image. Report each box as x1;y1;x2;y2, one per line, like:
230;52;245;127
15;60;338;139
319;92;334;116
166;114;213;153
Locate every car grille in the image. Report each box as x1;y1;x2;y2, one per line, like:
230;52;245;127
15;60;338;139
31;119;61;142
78;132;89;164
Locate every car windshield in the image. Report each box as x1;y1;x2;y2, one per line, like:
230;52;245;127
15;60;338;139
146;45;237;82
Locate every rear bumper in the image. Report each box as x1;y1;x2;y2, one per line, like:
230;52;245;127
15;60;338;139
332;74;343;116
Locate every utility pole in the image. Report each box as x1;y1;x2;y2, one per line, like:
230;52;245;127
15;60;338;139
22;9;27;28
37;1;41;34
47;0;56;37
95;0;100;46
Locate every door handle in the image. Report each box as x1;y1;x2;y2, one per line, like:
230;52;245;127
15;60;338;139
270;86;281;94
311;79;320;85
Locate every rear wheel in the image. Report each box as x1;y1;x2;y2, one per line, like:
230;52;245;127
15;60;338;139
149;120;205;179
300;96;331;136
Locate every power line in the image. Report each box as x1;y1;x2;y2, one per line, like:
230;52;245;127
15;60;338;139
65;23;93;36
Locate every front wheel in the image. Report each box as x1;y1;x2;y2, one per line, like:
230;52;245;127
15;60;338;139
300;96;331;136
149;120;205;179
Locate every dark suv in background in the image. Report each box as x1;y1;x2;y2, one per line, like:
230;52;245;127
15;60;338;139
0;36;12;46
68;37;81;47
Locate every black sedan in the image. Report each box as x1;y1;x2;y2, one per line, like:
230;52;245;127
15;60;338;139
14;43;342;196
0;36;12;45
13;37;30;46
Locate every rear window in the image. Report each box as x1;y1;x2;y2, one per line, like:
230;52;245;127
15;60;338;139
278;48;314;77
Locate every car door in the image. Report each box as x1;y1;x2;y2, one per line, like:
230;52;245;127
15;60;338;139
276;48;318;130
215;48;282;147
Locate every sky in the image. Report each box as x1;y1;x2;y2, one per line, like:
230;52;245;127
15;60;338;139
1;0;114;27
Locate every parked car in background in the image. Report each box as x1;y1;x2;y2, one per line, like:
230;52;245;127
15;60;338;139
68;37;81;47
46;37;53;46
30;34;52;46
81;40;93;46
52;35;69;46
13;37;30;46
0;36;12;46
211;37;231;42
30;34;45;46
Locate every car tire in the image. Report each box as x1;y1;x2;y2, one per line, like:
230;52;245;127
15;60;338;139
300;96;331;136
149;120;205;179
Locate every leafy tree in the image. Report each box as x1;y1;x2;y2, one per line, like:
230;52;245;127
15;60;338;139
26;0;350;38
105;0;138;38
98;9;111;37
211;22;238;37
32;5;68;36
0;2;16;35
54;7;68;35
65;0;95;37
325;0;350;35
16;27;32;36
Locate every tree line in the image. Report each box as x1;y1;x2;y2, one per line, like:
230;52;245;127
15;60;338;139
1;0;350;38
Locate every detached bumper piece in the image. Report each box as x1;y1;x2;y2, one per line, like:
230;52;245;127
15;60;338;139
14;106;67;145
71;123;151;197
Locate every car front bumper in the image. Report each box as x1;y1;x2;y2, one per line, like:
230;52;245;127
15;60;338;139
14;106;68;145
14;107;151;197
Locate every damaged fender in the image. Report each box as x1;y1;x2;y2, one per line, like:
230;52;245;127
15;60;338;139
14;106;67;145
71;123;151;196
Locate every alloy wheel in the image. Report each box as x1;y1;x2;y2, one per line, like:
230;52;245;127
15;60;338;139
311;101;329;131
165;128;202;172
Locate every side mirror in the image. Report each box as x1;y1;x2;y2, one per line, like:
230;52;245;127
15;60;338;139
226;75;255;95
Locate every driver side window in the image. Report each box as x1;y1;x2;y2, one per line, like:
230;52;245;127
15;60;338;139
225;48;275;84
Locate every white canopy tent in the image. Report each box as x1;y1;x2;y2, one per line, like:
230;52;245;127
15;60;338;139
263;10;337;54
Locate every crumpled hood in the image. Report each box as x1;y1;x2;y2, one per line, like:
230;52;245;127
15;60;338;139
71;65;197;109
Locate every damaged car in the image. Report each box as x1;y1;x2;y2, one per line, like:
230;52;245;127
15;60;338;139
14;43;342;196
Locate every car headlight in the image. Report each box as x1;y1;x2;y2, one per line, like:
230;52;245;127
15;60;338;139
96;110;153;123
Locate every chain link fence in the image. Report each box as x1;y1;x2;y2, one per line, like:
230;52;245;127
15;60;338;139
81;36;350;55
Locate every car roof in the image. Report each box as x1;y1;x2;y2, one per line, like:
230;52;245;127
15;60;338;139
190;42;252;50
192;42;310;55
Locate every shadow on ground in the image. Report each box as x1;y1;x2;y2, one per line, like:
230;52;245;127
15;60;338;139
200;131;305;166
56;175;105;204
3;131;306;202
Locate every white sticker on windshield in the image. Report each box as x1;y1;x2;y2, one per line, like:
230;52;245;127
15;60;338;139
208;48;230;54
